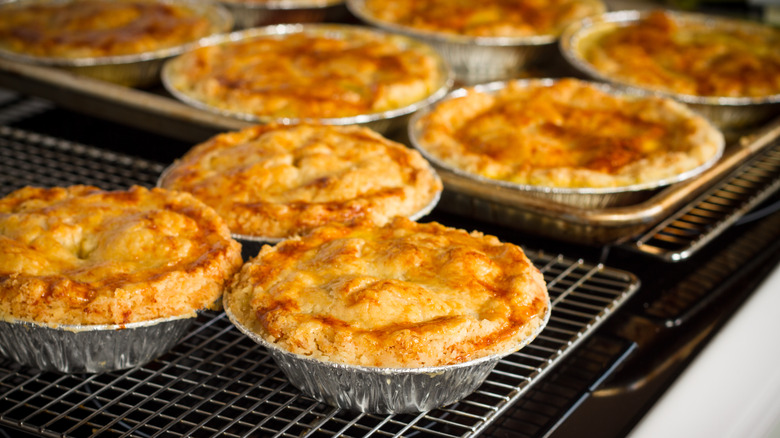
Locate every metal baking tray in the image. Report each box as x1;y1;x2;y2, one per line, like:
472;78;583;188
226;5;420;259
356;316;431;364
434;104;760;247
1;57;778;247
0;58;251;143
0;122;641;437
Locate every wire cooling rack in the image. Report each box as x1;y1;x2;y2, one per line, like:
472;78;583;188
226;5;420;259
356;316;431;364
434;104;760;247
0;125;641;437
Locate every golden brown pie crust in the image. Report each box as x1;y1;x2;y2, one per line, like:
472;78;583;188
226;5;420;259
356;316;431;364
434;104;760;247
225;217;550;368
158;123;442;239
413;78;723;188
578;10;780;98
361;0;604;38
221;0;339;3
0;185;243;326
162;26;445;119
0;0;216;59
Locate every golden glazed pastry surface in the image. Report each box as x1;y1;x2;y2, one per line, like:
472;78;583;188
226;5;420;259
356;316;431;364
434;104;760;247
361;0;603;38
0;0;216;59
163;26;445;119
0;185;243;326
221;0;339;3
158;123;442;239
579;10;780;98
225;217;550;368
414;78;723;188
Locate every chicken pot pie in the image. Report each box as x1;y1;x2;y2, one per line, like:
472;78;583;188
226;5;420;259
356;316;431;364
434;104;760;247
158;123;442;240
161;24;449;123
573;10;780;99
411;78;724;189
225;216;550;368
0;0;225;60
0;185;243;326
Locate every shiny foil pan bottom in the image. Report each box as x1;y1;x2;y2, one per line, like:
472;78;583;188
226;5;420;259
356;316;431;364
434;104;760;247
420;39;556;86
267;346;501;414
0;315;195;373
226;300;550;413
220;0;348;29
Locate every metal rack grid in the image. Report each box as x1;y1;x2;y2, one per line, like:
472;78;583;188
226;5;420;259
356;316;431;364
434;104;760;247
0;126;641;437
626;133;780;262
0;125;164;193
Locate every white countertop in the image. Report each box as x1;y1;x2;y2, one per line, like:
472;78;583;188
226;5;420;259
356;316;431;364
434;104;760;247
629;262;780;438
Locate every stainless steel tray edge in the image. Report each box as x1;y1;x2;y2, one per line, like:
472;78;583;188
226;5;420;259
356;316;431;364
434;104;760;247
0;58;251;143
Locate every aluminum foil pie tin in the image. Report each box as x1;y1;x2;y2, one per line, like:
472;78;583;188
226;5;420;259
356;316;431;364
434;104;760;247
0;0;234;88
559;10;780;130
346;0;605;85
0;315;196;373
218;0;348;29
225;300;550;413
408;78;725;210
161;24;453;135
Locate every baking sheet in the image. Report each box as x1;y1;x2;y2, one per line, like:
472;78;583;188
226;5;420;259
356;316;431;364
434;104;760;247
0;58;250;143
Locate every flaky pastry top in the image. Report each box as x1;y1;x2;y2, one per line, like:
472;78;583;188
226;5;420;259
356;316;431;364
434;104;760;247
0;0;217;59
0;185;243;326
158;123;442;239
413;78;723;188
361;0;604;38
225;217;550;368
162;26;445;119
579;10;780;98
220;0;340;4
